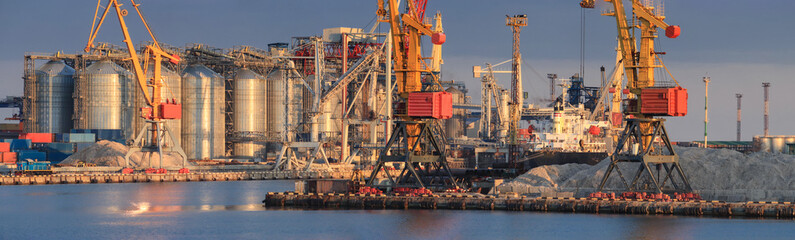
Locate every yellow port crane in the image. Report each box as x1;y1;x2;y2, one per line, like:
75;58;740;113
582;0;692;193
366;0;458;191
85;0;187;172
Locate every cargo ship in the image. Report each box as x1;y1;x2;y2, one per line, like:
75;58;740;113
512;97;610;172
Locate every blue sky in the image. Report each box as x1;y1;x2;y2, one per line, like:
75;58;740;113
1;0;793;141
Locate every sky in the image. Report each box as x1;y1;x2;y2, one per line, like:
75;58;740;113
0;0;793;141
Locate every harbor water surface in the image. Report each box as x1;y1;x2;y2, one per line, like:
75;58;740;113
1;180;794;239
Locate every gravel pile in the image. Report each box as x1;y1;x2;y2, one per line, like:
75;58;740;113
501;146;795;192
61;140;191;168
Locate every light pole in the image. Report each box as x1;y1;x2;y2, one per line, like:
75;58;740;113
703;77;710;148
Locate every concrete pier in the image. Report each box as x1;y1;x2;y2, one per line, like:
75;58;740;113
263;192;795;219
0;170;398;186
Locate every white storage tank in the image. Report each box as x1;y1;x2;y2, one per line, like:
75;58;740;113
181;64;225;160
233;68;267;158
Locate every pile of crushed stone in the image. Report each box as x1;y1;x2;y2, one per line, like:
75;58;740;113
60;140;191;168
501;146;795;192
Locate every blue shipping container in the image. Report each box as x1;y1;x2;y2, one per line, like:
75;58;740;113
17;150;46;162
62;133;96;143
2;139;14;143
10;139;32;151
46;151;71;163
46;142;75;153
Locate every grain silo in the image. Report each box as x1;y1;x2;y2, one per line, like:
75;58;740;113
181;64;225;160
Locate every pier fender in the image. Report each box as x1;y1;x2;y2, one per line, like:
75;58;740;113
775;205;795;218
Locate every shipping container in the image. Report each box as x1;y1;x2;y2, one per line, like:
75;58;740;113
10;139;32;151
2;152;18;164
71;129;123;142
46;151;71;163
640;86;688;117
19;133;54;143
0;123;20;131
46;142;75;153
62;133;96;143
17;150;46;162
407;91;453;119
0;142;9;152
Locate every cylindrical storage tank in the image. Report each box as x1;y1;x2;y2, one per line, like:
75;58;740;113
498;89;510;138
31;60;75;133
267;69;286;150
233;68;267;158
759;136;773;153
181;64;225;160
73;60;134;137
133;64;182;146
444;87;464;139
771;136;786;153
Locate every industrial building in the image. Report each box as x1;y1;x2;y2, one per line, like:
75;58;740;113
19;25;421;170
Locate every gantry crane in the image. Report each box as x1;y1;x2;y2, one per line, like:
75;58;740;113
581;0;692;193
367;0;459;191
85;0;187;173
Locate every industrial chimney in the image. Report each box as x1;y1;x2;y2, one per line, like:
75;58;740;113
736;93;742;141
763;82;770;136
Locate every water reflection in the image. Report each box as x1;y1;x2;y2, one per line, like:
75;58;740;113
109;202;267;216
625;216;697;240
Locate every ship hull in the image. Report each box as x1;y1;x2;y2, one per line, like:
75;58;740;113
518;151;607;172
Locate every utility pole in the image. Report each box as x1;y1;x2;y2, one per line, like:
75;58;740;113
736;93;742;141
506;14;527;144
703;77;709;148
763;82;770;136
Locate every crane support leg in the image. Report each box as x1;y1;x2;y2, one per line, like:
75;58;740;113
366;120;458;191
598;118;692;193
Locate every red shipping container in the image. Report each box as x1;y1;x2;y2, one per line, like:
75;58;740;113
2;152;17;163
640;86;688;117
159;103;182;119
19;133;53;143
407;91;452;119
0;142;9;152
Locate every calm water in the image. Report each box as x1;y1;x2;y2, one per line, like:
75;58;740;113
1;181;793;240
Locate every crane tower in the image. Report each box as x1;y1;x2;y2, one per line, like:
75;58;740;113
506;15;527;144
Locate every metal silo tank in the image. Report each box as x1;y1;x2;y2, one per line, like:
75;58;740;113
32;60;75;133
266;69;286;150
73;60;133;135
134;64;182;145
233;68;267;158
771;136;786;153
759;136;773;153
444;87;464;139
320;91;343;139
181;64;225;160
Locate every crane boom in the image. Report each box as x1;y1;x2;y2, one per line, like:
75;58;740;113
85;0;187;171
85;0;180;113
